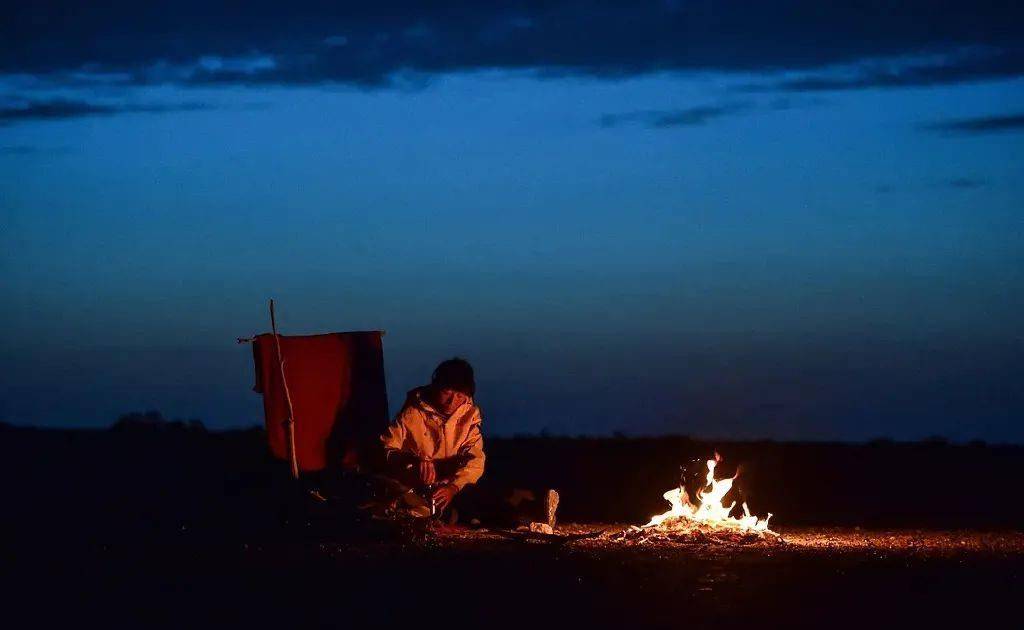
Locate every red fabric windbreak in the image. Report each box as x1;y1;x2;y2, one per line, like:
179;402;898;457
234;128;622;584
252;331;388;472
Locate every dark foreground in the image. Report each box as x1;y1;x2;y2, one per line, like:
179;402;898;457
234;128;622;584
10;525;1022;629
2;424;1022;628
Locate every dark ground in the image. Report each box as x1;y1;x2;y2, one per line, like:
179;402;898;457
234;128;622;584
2;423;1022;628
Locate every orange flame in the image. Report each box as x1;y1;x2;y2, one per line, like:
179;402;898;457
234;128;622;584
643;454;774;534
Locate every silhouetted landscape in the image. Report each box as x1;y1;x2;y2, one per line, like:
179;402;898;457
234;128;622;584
3;416;1021;627
5;414;1024;538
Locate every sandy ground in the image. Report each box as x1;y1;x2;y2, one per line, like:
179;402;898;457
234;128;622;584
398;522;1024;557
8;522;1023;629
296;524;1024;626
4;428;1022;628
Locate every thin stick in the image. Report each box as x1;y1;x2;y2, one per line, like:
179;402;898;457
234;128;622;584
270;299;299;479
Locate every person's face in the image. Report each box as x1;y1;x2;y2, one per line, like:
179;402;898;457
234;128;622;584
433;387;469;415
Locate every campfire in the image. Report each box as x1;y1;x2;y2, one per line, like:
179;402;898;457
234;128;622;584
620;453;779;544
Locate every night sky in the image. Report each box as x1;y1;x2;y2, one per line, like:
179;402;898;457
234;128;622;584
2;2;1022;441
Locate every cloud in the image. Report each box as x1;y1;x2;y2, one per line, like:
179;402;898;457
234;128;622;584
0;144;73;156
0;145;36;155
0;98;211;124
766;96;829;110
738;48;1024;92
923;113;1024;134
945;177;987;189
598;97;822;129
322;35;349;48
600;102;752;128
2;2;1021;89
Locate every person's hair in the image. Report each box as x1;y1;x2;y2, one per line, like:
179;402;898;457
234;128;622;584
431;357;476;397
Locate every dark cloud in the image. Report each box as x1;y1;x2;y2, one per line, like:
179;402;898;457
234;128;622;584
600;102;752;128
0;144;73;156
739;48;1024;92
3;2;1022;89
598;97;824;129
766;96;829;110
0;145;36;155
923;113;1024;134
0;99;211;124
945;177;987;189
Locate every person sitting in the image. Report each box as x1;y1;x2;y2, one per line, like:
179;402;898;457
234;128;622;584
380;357;485;516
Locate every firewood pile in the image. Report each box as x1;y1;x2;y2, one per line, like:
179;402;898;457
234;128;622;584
610;522;784;546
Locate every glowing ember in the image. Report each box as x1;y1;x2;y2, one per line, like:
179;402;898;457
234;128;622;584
642;453;775;535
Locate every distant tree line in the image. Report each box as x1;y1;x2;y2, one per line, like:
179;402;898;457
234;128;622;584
110;410;207;433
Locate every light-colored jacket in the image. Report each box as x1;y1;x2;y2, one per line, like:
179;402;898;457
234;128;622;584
380;387;485;489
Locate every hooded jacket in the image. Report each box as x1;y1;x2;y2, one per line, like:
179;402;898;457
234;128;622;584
380;386;485;489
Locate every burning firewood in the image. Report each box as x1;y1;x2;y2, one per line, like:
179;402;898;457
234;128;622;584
545;489;559;529
620;454;781;545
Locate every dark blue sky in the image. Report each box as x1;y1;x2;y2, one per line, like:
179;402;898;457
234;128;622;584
2;2;1022;441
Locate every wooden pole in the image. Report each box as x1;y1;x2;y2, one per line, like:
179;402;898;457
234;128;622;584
269;299;300;479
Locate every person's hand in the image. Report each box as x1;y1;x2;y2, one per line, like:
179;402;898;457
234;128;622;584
432;483;458;512
418;459;437;485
